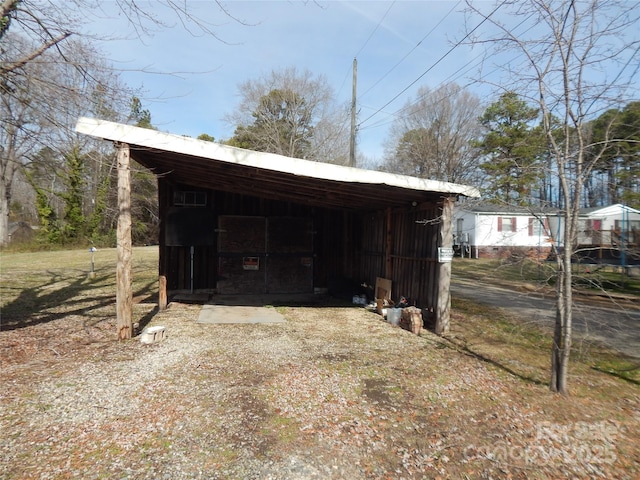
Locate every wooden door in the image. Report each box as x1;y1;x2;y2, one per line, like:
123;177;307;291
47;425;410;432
266;217;314;294
217;216;313;294
217;216;266;294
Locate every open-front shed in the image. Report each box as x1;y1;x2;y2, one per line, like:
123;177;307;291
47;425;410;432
75;117;479;337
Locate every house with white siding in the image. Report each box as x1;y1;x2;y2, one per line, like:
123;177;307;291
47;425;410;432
548;204;640;264
563;204;639;246
455;202;640;264
453;203;554;259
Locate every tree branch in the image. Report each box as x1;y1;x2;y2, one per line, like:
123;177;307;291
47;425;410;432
0;32;71;76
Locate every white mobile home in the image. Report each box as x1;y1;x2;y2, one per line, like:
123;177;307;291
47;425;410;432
453;204;554;259
547;204;640;264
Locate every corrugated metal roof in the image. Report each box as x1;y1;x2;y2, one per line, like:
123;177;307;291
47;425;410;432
75;117;480;211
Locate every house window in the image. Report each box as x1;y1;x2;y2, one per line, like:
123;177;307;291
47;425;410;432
498;216;516;232
528;217;548;236
173;190;207;207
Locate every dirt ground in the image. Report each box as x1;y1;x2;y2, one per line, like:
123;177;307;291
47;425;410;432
1;297;638;479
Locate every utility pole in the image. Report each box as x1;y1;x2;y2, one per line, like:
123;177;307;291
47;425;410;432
349;57;357;167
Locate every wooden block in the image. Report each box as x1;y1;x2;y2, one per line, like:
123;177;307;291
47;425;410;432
400;306;422;335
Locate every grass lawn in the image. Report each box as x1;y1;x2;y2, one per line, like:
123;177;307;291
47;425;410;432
451;257;640;384
1;246;639;478
452;256;640;296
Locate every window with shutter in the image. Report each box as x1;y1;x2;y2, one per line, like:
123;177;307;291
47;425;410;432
500;217;515;232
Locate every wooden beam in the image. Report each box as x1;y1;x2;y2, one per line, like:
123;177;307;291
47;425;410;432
385;207;393;278
116;143;133;340
435;197;454;335
158;178;167;310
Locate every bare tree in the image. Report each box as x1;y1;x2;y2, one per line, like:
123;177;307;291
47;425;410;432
1;31;133;244
225;67;350;164
0;0;242;245
382;83;484;184
466;0;640;394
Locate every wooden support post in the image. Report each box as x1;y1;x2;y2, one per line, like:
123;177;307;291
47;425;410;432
157;178;167;310
159;275;167;311
116;143;133;340
435;197;454;335
385;207;393;279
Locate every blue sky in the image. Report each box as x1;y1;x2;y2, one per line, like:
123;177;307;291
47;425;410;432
84;1;505;162
84;0;639;163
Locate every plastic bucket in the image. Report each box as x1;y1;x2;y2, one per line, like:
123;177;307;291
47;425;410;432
387;308;401;325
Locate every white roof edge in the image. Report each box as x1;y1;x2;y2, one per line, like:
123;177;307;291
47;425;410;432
75;117;480;198
583;204;640;216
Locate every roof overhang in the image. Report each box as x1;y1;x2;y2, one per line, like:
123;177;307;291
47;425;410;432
75;117;480;212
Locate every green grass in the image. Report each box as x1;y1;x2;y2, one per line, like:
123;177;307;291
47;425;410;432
452;257;640;296
450;296;640;385
0;246;159;330
385;255;639;385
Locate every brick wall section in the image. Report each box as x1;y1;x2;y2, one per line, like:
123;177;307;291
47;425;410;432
474;246;553;260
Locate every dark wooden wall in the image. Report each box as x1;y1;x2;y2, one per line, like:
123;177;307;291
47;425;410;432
159;181;351;293
158;179;449;321
352;204;443;319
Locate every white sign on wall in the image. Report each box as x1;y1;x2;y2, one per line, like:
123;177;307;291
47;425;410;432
438;247;454;263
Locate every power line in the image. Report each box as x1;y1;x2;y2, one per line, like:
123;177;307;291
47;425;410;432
359;0;462;101
354;1;396;59
359;9;539;133
358;0;507;129
337;1;396;97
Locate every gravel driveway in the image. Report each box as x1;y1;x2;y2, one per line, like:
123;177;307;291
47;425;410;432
1;298;638;479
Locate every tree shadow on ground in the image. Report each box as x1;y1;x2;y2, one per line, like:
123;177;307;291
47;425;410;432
437;335;548;386
0;267;157;332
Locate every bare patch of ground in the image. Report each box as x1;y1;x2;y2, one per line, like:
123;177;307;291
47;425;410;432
1;247;639;479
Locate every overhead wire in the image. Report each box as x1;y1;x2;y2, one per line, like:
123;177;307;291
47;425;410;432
354;0;396;59
359;0;462;101
357;0;507;130
359;5;537;133
337;1;396;97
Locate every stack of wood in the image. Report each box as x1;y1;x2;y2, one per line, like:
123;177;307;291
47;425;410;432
399;306;423;335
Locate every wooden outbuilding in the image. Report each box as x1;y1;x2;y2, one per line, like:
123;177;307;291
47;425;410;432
75;117;479;337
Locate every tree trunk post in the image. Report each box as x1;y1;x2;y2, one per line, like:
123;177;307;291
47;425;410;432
551;211;573;395
116;143;133;340
435;197;454;335
159;275;167;311
0;181;9;247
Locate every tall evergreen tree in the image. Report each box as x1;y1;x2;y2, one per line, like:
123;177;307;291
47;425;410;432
590;101;640;207
476;92;545;205
225;67;349;164
228;88;314;159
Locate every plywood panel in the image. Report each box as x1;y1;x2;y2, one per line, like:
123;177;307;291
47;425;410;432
217;215;314;294
218;216;266;253
218;256;265;294
268;217;313;253
267;256;313;293
165;207;215;246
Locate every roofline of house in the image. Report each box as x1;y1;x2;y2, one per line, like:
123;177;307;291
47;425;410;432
579;203;640;216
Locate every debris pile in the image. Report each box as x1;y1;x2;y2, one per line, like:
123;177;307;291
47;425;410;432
353;277;423;335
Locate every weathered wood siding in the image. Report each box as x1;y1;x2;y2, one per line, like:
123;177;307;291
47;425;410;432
353;204;443;323
158;179;451;324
